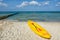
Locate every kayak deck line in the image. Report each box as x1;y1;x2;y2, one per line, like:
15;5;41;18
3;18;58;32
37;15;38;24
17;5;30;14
32;22;50;36
32;23;42;32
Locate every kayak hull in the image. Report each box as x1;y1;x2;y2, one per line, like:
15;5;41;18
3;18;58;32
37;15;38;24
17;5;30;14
28;20;51;39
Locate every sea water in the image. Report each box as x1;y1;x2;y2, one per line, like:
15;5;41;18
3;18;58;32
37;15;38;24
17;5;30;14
0;11;60;22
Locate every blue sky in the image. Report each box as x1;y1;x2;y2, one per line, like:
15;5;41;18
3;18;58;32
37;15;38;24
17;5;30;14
0;0;60;11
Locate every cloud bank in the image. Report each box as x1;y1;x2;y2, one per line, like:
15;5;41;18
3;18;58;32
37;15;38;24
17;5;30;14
16;1;41;8
29;1;41;6
0;2;8;7
16;1;50;8
16;1;28;8
43;1;50;5
56;2;60;6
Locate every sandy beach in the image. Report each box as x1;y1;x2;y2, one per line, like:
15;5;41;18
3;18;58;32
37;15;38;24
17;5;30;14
0;20;60;40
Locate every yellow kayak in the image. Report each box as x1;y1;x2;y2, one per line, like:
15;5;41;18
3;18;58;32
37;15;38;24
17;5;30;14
28;20;51;39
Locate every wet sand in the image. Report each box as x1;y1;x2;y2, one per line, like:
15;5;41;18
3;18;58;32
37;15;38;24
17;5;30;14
0;20;60;40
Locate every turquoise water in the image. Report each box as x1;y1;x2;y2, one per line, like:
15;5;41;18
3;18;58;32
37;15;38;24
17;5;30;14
0;11;60;21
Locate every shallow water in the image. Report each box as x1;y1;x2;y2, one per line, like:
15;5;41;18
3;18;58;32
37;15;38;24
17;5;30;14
0;11;60;22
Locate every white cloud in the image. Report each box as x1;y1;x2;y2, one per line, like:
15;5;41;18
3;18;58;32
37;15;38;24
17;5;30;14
0;2;8;7
16;1;50;8
16;1;41;8
16;1;28;8
44;1;50;5
43;1;50;5
29;1;41;6
56;2;60;6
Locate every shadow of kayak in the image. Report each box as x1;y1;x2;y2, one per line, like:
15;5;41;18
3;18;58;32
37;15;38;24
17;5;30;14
0;12;18;20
